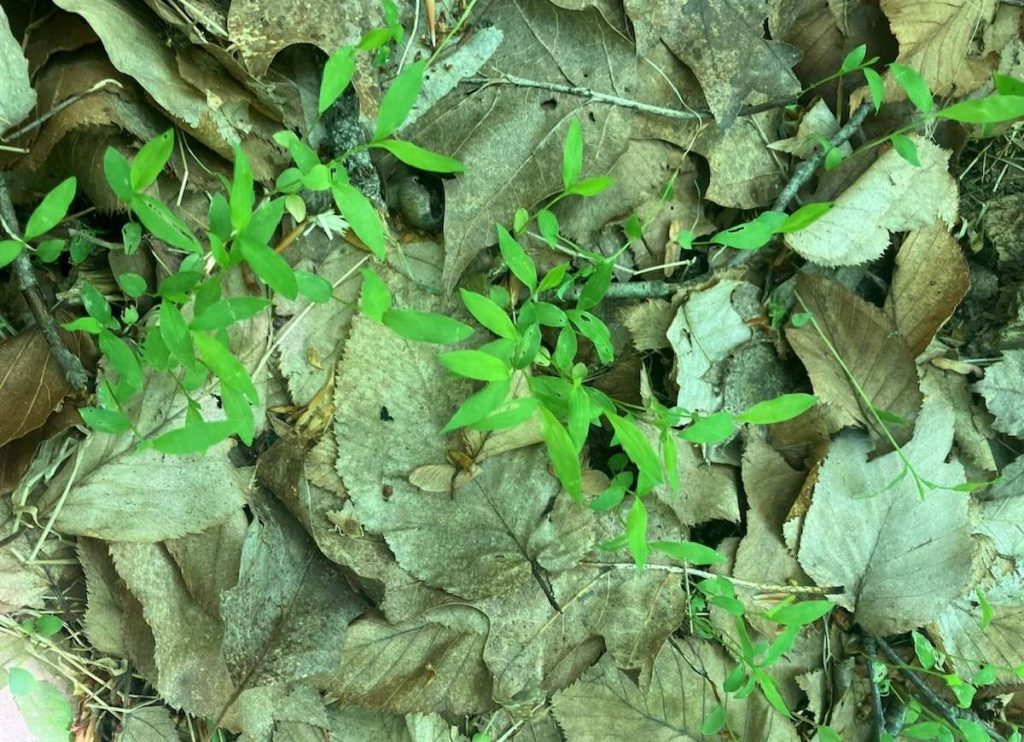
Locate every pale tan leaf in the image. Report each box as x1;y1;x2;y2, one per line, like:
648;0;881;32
788;274;923;445
620;299;673;351
0;7;36;129
881;0;997;98
164;513;247;619
975;350;1024;437
769;99;847;158
785;136;958;267
796;396;972;634
0;331;82;448
115;706;183;742
236;684;330;742
0;545;49;613
885;223;970;356
77;538;125;657
934;599;1024;687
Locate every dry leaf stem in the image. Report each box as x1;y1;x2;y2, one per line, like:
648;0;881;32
0;175;89;393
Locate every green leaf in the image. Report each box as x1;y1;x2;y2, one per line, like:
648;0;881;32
370;139;464;173
191;297;270;331
359;268;392;321
839;44;867;74
295;270;333;303
23;177;77;241
626;497;649;570
912;630;936;670
221;383;255;445
159;301;195;367
977;587;993;630
537;263;569;293
817;726;842;742
537;208;559;248
589;472;630;511
461;289;516;339
512;207;529;234
81;281;115;328
650;540;726;565
754;669;791;717
158;270;202;302
864;68;885;112
824;146;844;171
938;95;1024;124
8;667;36;697
80;406;132;434
99;330;143;401
956;719;991;742
737;393;817;424
374;60;425;140
32;616;63;637
767;600;834;626
117;272;148;298
679;411;735;444
565;175;614;197
122;222;142;254
62;317;102;334
539;406;582;502
569;310;613;363
103;147;133;201
130;129;175;192
972;664;997;686
332;183;386;258
208;192;232;241
444;379;511;432
995;73;1024;96
891;133;920;166
890;63;934;114
382;308;473;343
230;145;255;232
243;197;286;245
562;118;583;189
553;326;577;372
567;384;590;450
34;238;64;262
760;624;801;667
238;236;298;299
700;704;726;736
151;420;237;454
319;46;356;114
776;203;833;233
606;412;662;493
0;239;24;268
711;219;774;250
130;194;201;253
471;397;538;431
193;332;259;405
577;261;613;311
439;349;510;381
497;226;537;292
273;130;321;173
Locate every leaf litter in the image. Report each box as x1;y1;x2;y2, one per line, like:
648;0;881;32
0;0;1023;739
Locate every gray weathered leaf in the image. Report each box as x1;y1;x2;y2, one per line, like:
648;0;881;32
236;684;329;742
115;706;183;742
78;538;126;657
975;350;1024;437
165;512;247;618
220;494;366;694
796;395;972;634
0;7;35;130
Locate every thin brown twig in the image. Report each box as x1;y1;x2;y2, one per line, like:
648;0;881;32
871;633;1006;742
0;175;89;393
1;79;122;141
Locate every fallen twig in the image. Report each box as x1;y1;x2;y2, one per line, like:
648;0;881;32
0;176;89;393
871;633;1006;742
1;79;122;141
862;636;886;742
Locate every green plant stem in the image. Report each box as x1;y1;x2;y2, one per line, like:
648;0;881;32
427;0;481;67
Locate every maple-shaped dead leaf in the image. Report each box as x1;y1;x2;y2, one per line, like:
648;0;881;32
884;222;970;356
881;0;998;100
787;274;923;446
785;135;958;267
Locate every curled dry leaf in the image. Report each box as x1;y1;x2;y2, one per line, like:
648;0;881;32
787;274;923;446
884;222;970;356
785;135;958;267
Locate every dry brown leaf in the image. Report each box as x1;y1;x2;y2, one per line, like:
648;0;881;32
620;299;673;351
769;99;847;159
0;6;36;130
787;274;923;446
785;135;958;267
0;331;82;449
885;222;970;356
881;0;998;99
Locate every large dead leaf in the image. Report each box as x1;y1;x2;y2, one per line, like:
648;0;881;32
37;372;248;542
328;609;492;717
219;494;366;697
552;638;798;740
164;513;247;619
787;274;923;445
885;223;970;356
881;0;997;99
698;109;787;208
625;0;801;128
785;136;958;267
796;395;972;634
0;6;35;130
109;541;236;721
409;0;634;292
975;350;1024;437
934;600;1024;687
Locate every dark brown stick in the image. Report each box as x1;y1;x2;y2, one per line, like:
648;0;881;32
0;175;88;393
